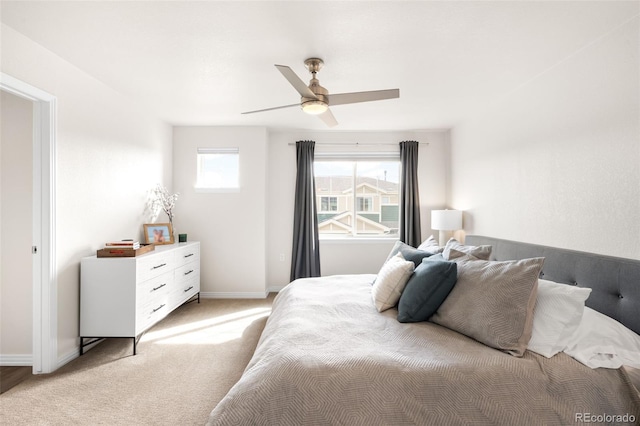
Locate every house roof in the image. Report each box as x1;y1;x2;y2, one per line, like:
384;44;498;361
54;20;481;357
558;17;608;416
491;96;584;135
318;211;391;233
316;176;398;194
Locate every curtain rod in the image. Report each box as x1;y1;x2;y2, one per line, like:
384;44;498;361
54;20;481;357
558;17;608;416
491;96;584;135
287;142;429;146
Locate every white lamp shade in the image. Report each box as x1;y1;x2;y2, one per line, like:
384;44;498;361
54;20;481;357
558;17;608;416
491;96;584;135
431;210;462;231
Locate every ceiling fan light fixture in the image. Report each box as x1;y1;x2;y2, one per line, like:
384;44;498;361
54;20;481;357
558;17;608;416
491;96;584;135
302;100;328;115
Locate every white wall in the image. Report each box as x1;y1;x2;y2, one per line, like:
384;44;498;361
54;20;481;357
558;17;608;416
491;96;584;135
450;17;639;259
1;24;173;364
267;130;449;290
0;90;33;362
172;126;268;297
172;128;447;295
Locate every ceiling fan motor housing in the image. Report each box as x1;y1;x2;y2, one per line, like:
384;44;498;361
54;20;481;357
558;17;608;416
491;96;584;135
302;78;329;106
301;58;329;113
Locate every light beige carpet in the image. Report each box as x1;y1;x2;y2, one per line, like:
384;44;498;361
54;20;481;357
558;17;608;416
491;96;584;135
0;296;274;425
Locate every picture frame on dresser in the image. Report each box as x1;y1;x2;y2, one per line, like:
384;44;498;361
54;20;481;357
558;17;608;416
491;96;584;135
143;222;174;245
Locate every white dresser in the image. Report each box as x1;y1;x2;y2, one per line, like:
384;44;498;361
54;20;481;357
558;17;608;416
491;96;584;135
80;241;200;355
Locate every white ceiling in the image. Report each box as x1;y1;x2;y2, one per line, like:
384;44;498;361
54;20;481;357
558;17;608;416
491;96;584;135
1;1;637;130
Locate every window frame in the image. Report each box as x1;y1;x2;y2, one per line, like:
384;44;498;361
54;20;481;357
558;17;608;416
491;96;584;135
314;151;400;240
195;147;240;193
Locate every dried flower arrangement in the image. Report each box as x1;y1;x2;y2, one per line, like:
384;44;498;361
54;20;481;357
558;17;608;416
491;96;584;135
151;184;179;228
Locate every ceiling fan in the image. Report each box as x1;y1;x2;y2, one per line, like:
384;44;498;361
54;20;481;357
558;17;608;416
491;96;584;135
241;58;399;127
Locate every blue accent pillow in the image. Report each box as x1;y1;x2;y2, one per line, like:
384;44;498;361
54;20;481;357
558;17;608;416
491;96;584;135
397;258;457;323
425;253;446;262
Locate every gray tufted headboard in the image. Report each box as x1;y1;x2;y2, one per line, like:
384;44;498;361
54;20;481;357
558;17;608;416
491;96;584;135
465;235;640;336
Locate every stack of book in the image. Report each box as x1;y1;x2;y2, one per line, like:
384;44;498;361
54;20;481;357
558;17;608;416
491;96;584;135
104;240;141;250
97;240;154;257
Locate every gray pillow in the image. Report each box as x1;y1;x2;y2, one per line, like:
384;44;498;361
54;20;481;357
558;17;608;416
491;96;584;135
430;256;544;357
385;240;434;268
417;235;444;255
443;238;492;261
397;258;457;323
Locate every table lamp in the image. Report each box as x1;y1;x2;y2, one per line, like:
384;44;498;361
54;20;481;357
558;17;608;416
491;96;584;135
431;209;462;246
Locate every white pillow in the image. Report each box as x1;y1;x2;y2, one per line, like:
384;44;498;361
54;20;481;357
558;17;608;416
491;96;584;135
371;252;414;312
527;279;592;358
563;307;640;369
417;235;443;254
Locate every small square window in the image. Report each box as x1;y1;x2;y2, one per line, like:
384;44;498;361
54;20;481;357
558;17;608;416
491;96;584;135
196;147;239;191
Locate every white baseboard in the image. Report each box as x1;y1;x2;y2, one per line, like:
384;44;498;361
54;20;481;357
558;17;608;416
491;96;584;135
200;287;285;299
200;291;269;299
0;354;32;366
57;347;80;370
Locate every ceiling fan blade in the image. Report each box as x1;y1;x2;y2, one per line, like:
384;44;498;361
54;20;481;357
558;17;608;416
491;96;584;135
329;89;399;106
241;103;300;115
318;108;338;128
275;65;317;100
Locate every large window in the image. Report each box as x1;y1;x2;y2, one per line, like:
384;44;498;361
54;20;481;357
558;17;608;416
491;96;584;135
314;159;400;238
196;147;239;191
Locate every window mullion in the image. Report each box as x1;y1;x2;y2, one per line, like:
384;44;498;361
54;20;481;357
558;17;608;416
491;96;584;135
352;162;357;237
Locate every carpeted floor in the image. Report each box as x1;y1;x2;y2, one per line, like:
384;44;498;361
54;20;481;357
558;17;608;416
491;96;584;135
0;296;274;425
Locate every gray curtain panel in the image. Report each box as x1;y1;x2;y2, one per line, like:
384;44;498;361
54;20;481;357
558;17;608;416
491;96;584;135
399;140;422;247
290;140;321;281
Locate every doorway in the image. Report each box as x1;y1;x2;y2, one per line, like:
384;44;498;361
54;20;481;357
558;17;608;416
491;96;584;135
1;90;33;371
0;73;57;374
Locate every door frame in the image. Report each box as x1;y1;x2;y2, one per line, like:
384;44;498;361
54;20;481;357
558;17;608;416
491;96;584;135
1;73;57;374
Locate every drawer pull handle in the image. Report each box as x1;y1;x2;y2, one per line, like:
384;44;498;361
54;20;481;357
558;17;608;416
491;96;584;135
184;253;194;258
184;269;194;276
152;304;166;313
152;283;166;291
152;263;167;270
184;286;194;292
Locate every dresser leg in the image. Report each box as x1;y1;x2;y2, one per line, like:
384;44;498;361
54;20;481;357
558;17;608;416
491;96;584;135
79;337;105;355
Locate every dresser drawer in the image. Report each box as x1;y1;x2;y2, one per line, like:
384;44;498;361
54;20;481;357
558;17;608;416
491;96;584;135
137;271;173;307
174;244;200;268
169;273;200;310
136;295;170;334
175;262;199;285
174;272;200;298
136;251;175;282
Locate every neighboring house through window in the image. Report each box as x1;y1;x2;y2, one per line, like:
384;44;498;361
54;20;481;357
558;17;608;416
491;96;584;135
314;153;400;238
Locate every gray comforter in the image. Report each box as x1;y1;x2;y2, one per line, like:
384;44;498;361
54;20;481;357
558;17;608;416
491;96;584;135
207;274;640;425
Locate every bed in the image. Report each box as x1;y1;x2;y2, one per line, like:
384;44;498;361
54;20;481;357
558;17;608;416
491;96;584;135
207;235;640;425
